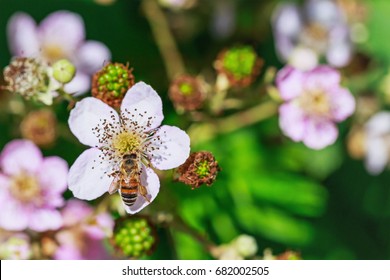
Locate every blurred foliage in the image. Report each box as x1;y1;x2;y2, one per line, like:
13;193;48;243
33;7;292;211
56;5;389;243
1;0;390;260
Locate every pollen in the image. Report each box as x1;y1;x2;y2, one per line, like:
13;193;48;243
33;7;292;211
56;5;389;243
299;90;331;117
42;44;66;63
10;174;40;203
112;131;141;155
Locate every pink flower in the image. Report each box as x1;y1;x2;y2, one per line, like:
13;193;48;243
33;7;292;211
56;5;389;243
276;65;355;149
54;199;114;260
67;82;190;214
0;140;68;231
0;232;32;260
7;11;111;95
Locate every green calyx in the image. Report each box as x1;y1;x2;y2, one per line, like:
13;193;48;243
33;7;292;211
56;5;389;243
222;46;257;79
97;63;132;98
114;218;155;258
196;160;210;179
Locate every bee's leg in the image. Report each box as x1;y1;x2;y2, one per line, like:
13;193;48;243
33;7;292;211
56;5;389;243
139;184;150;203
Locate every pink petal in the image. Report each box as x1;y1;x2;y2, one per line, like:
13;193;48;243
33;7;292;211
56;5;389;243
365;137;388;175
121;82;164;131
7;12;40;56
123;167;160;214
304;66;341;92
38;11;85;54
0;200;29;231
279;103;306;141
0;140;42;176
84;213;113;239
38;156;68;194
302;118;338;150
69;97;120;147
54;245;83;260
28;208;63;232
76;41;111;74
276;66;304;101
329;87;355;122
272;3;302;38
68;148;113;200
64;71;91;96
149;125;191;170
62;199;93;227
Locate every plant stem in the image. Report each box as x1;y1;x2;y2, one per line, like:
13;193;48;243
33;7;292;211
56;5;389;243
142;0;186;81
189;100;278;145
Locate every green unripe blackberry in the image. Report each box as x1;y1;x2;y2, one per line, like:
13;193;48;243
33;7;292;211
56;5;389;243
92;62;134;108
112;217;156;259
214;45;263;87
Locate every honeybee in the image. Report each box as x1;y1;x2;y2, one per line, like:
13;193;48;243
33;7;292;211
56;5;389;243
109;152;150;207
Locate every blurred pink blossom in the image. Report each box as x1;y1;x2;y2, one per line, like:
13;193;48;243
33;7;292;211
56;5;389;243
0;140;68;231
0;232;32;260
276;65;355;149
7;10;111;95
54;199;114;260
67;82;190;214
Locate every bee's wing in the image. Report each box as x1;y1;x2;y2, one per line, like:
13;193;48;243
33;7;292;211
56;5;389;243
108;172;120;194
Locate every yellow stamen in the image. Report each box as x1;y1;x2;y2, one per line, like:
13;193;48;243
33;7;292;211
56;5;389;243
112;131;141;155
10;174;40;202
299;90;330;116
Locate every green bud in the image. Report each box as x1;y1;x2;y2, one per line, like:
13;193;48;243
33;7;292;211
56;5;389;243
52;59;76;84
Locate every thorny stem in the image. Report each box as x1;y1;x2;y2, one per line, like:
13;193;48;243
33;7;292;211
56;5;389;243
142;0;186;81
189;100;278;145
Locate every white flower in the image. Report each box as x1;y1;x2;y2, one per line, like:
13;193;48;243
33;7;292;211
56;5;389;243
67;82;190;214
364;112;390;175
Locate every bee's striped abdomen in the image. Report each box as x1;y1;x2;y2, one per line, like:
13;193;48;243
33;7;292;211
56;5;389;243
120;178;139;206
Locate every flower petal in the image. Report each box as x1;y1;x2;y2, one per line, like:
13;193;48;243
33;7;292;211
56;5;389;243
305;0;343;28
365;137;388;175
123;167;160;214
7;12;40;56
38;156;68;194
365;112;390;137
38;11;85;54
0;199;29;231
28;209;63;232
76;40;111;74
69;97;120;147
279;103;306;142
121;82;164;131
326;41;352;68
304;66;341;92
329;87;355;122
303;118;338;149
272;3;302;38
276;66;304;101
68;148;113;200
149;125;191;170
64;71;91;96
0;140;42;176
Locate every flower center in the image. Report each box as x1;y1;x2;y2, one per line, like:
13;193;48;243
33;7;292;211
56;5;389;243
196;160;210;178
10;174;40;203
42;44;66;63
301;23;329;52
299;90;331;116
179;82;194;96
112;131;141;155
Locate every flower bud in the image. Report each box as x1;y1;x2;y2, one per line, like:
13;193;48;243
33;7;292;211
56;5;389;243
20;110;57;146
176;151;220;189
233;234;258;258
214;45;263;87
169;75;206;111
92;62;135;108
52;59;76;84
112;217;157;259
0;234;31;260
